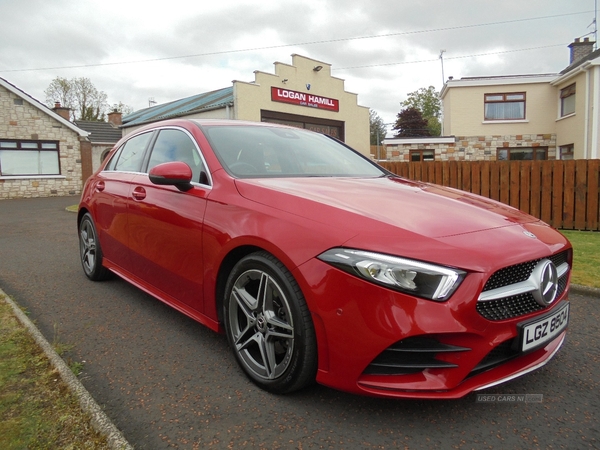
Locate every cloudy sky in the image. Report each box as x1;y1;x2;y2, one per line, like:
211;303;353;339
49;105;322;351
0;0;595;128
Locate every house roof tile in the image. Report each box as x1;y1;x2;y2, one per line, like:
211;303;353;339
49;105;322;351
560;48;600;75
74;120;122;144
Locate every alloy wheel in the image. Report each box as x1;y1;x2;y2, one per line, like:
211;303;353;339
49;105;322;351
227;269;295;381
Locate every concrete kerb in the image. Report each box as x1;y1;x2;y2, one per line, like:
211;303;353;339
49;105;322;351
1;288;133;450
570;283;600;298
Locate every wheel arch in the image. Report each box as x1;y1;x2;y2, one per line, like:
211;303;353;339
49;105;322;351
213;242;312;324
212;232;313;323
214;245;263;324
77;207;88;225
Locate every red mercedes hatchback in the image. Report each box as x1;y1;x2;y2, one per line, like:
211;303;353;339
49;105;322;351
78;119;571;399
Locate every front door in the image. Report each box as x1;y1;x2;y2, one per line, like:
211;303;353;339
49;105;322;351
126;128;210;311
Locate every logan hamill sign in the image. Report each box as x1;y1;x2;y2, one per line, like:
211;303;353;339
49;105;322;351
271;87;339;112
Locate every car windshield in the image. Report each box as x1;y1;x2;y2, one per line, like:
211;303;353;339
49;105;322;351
202;124;386;178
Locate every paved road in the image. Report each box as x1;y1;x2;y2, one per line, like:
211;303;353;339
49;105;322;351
0;196;598;449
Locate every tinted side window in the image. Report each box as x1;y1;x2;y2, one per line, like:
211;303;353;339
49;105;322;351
147;129;206;184
113;132;152;172
103;146;121;171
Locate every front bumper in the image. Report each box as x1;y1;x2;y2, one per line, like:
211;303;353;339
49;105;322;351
295;258;569;399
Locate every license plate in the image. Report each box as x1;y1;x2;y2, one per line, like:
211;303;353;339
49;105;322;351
518;302;569;352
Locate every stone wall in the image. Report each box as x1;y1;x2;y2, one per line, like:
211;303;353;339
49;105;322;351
383;134;557;161
0;86;84;199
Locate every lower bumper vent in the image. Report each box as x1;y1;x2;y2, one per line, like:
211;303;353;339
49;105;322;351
363;336;470;376
468;339;520;378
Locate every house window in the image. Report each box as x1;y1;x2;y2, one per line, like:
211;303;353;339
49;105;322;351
497;147;547;161
559;144;574;160
0;140;60;176
484;92;526;120
560;84;576;117
410;149;435;162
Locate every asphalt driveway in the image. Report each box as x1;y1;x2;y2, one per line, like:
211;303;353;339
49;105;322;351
0;196;598;449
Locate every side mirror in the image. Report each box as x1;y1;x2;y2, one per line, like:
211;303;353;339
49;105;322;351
149;161;193;191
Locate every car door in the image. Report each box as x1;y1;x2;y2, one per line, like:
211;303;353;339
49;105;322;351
127;127;210;311
93;131;154;271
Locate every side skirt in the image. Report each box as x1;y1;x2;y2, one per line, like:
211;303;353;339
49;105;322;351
103;259;223;333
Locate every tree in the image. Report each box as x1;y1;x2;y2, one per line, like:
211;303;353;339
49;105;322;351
425;116;442;137
110;102;134;116
401;86;442;136
392;107;431;137
369;109;387;146
72;77;107;121
44;77;75;115
45;77;121;121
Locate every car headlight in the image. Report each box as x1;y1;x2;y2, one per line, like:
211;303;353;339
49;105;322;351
318;248;465;301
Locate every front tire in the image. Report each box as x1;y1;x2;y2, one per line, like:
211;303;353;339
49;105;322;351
79;212;111;281
223;251;317;394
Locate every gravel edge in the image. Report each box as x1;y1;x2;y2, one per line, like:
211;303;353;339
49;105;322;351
1;288;133;450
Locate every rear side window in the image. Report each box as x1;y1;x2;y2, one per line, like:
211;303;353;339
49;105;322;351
107;132;152;172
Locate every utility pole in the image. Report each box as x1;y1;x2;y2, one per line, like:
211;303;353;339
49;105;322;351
439;50;446;137
439;50;446;87
587;0;598;49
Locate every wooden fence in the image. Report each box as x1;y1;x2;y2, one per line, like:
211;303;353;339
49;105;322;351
378;159;600;231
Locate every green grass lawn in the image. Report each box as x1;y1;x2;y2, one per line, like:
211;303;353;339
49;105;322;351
0;297;109;449
560;230;600;289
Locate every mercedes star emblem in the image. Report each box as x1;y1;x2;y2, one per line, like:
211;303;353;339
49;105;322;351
531;259;558;306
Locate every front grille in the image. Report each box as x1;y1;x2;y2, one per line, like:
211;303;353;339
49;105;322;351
477;250;570;321
483;260;537;291
477;293;543;321
549;251;569;267
363;336;469;376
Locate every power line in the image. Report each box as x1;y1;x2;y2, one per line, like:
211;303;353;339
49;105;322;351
335;43;568;70
1;11;592;73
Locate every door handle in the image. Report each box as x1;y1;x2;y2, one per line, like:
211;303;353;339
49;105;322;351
96;180;105;192
132;186;146;201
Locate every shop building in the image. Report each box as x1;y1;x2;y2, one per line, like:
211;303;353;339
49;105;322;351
122;54;370;156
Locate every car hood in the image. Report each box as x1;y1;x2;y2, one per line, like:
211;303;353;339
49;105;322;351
234;176;538;239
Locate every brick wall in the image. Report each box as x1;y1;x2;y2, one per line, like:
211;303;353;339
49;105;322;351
0;86;84;199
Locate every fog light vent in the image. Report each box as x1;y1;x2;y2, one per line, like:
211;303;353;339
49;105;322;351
468;339;520;378
363;336;470;376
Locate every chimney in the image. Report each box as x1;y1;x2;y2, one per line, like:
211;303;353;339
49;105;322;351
52;102;71;121
107;110;122;126
569;37;595;64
